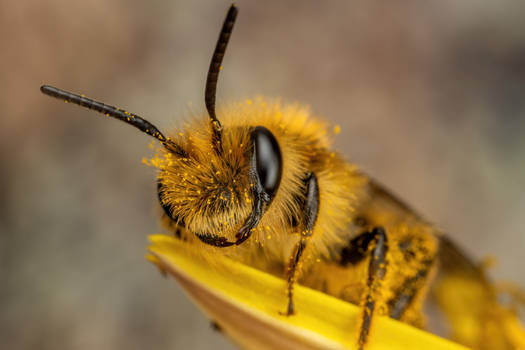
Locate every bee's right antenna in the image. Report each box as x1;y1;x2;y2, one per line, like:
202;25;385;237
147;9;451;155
40;85;187;157
205;4;238;154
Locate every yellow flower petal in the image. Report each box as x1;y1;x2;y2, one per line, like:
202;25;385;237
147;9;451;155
148;234;469;350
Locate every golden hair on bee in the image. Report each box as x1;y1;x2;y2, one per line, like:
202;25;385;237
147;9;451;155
40;4;525;350
151;98;367;263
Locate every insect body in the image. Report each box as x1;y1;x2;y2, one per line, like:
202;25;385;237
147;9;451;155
41;4;524;350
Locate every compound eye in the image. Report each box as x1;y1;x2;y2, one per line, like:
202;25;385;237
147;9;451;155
252;126;282;199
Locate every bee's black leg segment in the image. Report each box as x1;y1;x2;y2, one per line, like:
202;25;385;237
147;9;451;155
283;236;308;316
358;227;388;350
282;173;319;316
388;259;433;320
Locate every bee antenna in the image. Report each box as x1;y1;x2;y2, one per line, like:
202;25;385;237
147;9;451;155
40;85;188;157
205;4;238;153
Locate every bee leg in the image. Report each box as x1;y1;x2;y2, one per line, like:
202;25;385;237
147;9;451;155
282;173;319;316
388;259;434;324
383;233;438;328
357;227;387;350
283;236;308;316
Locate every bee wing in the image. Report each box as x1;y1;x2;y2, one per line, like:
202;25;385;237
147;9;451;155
435;235;485;280
366;179;485;279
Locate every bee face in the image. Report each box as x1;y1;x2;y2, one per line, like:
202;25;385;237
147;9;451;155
157;122;283;246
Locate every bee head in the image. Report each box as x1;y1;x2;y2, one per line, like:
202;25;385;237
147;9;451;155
156;121;283;247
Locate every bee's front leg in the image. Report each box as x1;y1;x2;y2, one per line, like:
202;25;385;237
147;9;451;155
282;172;319;316
283;236;308;316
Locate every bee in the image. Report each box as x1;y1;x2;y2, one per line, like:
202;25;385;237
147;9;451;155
40;4;524;350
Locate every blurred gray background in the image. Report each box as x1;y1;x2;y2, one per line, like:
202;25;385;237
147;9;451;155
2;1;525;349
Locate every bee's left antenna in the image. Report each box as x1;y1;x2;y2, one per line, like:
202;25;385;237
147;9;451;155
205;4;238;153
40;85;187;157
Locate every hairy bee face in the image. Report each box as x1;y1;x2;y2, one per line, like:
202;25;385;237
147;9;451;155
150;99;358;253
156;121;283;246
